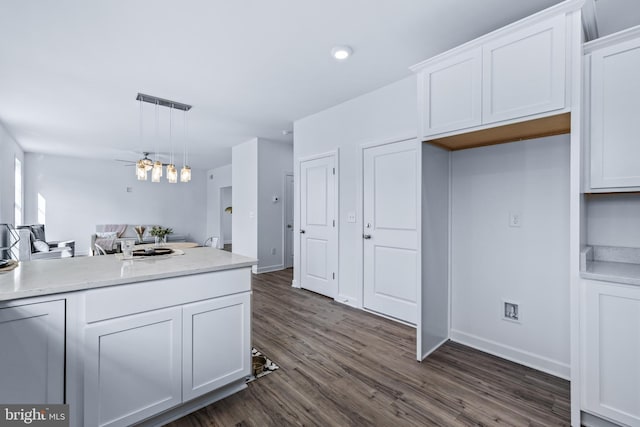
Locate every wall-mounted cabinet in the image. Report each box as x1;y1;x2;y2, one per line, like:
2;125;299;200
482;14;566;124
419;49;482;136
412;7;572;151
586;31;640;190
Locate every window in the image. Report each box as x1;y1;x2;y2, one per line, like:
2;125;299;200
14;157;22;226
38;193;46;225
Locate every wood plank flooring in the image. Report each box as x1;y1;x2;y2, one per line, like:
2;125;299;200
168;269;570;427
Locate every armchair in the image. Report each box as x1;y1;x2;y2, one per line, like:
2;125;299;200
17;224;75;261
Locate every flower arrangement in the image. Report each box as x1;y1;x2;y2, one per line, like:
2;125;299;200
134;225;146;243
149;226;173;239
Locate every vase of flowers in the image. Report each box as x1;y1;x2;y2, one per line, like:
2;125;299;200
150;226;172;248
134;225;146;243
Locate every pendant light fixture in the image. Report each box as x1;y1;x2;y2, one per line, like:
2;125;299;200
151;101;163;182
166;104;178;183
136;98;148;180
180;109;191;182
135;93;192;184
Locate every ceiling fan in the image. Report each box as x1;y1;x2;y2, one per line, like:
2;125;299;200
115;152;169;168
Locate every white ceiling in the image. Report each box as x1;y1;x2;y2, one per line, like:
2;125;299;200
0;0;635;169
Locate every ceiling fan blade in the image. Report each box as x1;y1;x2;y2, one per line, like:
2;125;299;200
115;159;136;164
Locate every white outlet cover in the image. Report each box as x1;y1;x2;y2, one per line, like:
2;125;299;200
347;212;356;223
509;212;522;228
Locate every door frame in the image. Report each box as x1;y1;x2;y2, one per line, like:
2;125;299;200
357;135;422;352
219;185;232;249
283;172;294;269
295;149;339;297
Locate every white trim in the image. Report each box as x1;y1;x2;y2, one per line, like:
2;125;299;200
410;0;584;72
256;264;285;274
282;172;294;269
334;295;358;308
291;279;300;289
583;24;640;54
450;329;570;380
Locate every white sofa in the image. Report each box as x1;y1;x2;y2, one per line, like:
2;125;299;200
90;224;186;255
17;225;75;261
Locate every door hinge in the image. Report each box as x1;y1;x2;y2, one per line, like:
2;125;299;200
332;167;335;175
332;272;335;280
333;219;335;227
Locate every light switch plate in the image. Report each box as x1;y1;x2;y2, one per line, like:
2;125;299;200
347;212;356;223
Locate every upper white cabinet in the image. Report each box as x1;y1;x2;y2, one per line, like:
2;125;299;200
482;15;566;124
419;48;482;136
0;299;65;404
411;3;579;146
581;279;640;426
588;33;640;190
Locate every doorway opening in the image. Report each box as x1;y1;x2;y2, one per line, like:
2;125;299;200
220;186;232;252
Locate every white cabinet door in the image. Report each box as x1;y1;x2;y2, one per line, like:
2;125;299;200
420;48;482;137
582;280;640;426
84;307;182;427
182;292;251;401
0;300;65;404
482;14;566;124
590;37;640;189
363;140;418;324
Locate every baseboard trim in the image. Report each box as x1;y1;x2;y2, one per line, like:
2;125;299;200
421;337;449;361
291;279;300;288
256;264;285;274
581;411;626;427
450;329;570;380
137;379;246;427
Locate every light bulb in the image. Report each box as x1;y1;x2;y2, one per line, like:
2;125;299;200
167;164;177;183
136;160;147;181
180;166;191;182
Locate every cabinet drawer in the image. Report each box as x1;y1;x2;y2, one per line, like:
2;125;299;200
85;267;251;323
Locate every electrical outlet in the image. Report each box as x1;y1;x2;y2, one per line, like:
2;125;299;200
509;212;522;228
347;212;356;223
502;300;521;323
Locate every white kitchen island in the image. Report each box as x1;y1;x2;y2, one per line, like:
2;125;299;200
0;248;256;427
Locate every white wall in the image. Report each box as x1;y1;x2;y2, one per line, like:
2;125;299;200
0;121;24;225
257;139;293;273
24;153;208;255
586;193;640;248
232;139;258;264
450;135;571;378
293;75;417;305
221;187;232;244
205;164;232;247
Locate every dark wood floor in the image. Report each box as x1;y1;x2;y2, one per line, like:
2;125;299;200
169;269;570;426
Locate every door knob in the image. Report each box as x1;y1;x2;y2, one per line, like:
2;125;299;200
287;224;292;228
363;234;372;239
300;229;306;234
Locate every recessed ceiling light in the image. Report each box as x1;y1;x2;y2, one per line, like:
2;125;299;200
331;45;353;61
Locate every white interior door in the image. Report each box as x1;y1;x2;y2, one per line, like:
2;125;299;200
300;155;337;298
363;140;418;324
285;174;294;268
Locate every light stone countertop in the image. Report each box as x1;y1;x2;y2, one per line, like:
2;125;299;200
0;247;257;302
581;245;640;286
